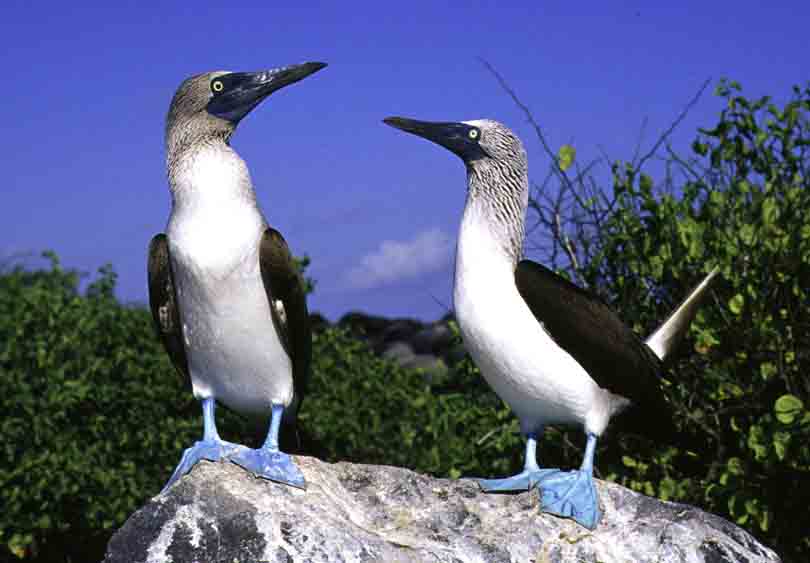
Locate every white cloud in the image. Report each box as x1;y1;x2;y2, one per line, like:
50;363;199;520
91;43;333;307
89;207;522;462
344;228;453;289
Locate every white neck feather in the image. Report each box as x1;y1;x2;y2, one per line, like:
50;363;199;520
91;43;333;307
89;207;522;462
169;144;258;212
454;198;517;296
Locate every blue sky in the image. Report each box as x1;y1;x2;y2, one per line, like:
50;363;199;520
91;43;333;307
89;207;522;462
2;2;807;321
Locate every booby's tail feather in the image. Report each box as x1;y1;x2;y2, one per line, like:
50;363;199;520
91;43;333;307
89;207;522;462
645;267;719;363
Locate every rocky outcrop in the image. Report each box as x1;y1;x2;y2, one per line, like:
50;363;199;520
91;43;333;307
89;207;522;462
335;312;460;380
104;457;781;563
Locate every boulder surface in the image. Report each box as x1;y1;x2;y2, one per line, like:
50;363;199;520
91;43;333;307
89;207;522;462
104;457;781;563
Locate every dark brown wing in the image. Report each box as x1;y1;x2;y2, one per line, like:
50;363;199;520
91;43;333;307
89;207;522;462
259;228;311;416
514;259;675;437
147;234;189;384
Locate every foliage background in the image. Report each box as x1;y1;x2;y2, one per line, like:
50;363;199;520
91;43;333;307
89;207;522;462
1;80;808;562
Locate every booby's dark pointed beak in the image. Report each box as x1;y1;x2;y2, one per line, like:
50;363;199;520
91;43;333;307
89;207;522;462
383;116;487;162
207;62;327;122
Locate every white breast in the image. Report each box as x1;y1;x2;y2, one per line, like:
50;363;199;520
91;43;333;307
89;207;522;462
453;204;615;436
166;147;292;415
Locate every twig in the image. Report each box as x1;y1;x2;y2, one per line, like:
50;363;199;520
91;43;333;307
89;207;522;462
633;116;649;163
478;58;574;191
634;78;712;171
556;212;582;282
427;290;453;318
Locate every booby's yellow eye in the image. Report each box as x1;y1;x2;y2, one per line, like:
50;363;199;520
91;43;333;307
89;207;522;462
211;80;224;93
468;129;479;140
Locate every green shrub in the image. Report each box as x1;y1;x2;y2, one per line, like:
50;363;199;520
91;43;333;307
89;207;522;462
0;255;254;561
571;80;810;562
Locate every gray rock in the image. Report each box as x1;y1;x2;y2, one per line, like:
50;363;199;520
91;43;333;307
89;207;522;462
104;458;781;563
381;342;448;381
379;319;425;349
381;341;416;365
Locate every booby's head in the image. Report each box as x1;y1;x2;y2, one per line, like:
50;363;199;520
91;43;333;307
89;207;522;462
382;117;527;175
384;116;529;261
166;62;327;152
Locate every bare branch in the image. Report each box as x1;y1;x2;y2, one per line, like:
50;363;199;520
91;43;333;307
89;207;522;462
478;58;574;191
556;212;583;283
634;78;712;171
633;116;649;163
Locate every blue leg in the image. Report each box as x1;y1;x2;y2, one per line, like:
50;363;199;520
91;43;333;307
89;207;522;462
538;432;601;529
477;431;561;492
230;404;306;489
162;397;247;492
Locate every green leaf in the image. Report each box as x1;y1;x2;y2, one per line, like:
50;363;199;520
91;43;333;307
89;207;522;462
558;144;576;172
759;362;777;380
639;173;653;193
747;426;768;461
728;294;745;315
761;197;779;225
739;223;756;246
759;508;771;532
659;477;677;501
727;457;744;475
775;394;804;424
692;140;709;156
773;432;791;461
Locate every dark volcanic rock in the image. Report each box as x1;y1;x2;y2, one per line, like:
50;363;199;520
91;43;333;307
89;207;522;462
337;311;396;343
410;323;455;355
308;312;331;333
335;312;461;378
104;457;781;563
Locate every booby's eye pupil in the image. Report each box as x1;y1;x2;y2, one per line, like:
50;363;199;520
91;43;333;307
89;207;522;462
469;129;479;140
212;80;224;93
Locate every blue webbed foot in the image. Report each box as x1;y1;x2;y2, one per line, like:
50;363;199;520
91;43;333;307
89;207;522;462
478;467;561;492
538;469;601;529
476;432;562;492
229;404;306;489
230;448;306;489
162;438;246;493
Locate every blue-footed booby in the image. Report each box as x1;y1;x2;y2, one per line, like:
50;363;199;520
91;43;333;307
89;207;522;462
148;62;326;491
383;116;718;529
